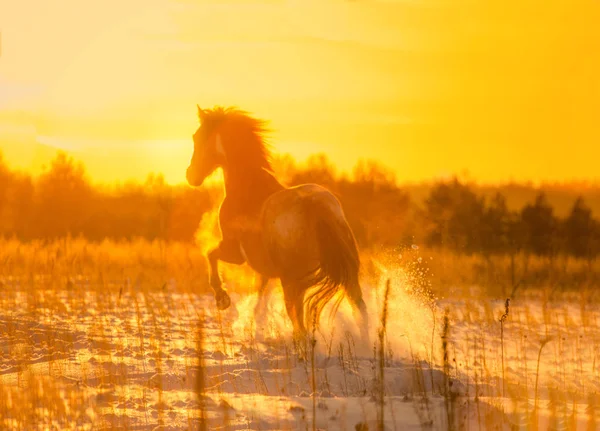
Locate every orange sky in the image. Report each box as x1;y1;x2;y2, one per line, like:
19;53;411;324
1;0;599;184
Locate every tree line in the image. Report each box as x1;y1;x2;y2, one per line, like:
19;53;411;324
0;151;598;260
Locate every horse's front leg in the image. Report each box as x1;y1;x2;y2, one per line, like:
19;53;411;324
207;239;245;310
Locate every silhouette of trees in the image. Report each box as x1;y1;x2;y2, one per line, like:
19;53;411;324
521;193;557;257
0;150;598;262
0;154;34;238
420;180;598;260
82;178;214;242
423;180;486;253
34;153;94;238
288;154;338;190
563;197;599;261
481;193;513;255
342;160;410;247
6;173;35;239
0;154;12;233
0;151;216;242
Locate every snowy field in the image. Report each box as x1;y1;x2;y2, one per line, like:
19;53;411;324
1;243;599;430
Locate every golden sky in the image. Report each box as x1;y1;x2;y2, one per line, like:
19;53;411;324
1;0;599;184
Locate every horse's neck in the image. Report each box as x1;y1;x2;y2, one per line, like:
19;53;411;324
223;167;284;212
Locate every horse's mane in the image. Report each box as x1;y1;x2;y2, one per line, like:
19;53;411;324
199;106;273;172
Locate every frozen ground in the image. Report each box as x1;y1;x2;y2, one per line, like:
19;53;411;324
1;267;599;430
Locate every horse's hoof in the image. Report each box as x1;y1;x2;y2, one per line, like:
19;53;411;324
215;291;231;310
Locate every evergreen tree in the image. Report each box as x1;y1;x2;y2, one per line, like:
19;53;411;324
482;192;512;254
520;192;557;256
564;197;597;260
424;179;485;253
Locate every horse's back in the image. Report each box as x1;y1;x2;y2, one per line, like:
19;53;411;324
261;184;349;276
263;184;344;233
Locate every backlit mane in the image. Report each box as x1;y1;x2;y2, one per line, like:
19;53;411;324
200;106;273;172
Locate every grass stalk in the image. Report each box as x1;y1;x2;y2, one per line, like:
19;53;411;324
499;298;510;399
377;279;391;431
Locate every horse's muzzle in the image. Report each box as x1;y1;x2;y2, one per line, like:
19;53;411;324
186;167;203;187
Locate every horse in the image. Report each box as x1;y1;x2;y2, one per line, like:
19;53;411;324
186;105;369;340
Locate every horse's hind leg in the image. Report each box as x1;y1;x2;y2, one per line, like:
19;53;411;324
281;278;307;338
347;281;370;344
253;275;273;336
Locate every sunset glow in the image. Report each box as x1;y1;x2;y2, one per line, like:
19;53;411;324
1;0;599;184
2;3;600;429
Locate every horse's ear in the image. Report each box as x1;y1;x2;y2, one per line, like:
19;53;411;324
197;105;206;122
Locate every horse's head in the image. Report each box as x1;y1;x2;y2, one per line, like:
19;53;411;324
187;105;272;186
186;105;227;187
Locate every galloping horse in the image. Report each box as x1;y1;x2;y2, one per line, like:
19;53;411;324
186;106;368;339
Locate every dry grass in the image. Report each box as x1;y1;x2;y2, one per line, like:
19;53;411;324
418;248;600;299
0;238;598;429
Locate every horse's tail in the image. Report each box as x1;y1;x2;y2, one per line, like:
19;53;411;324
304;199;361;326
